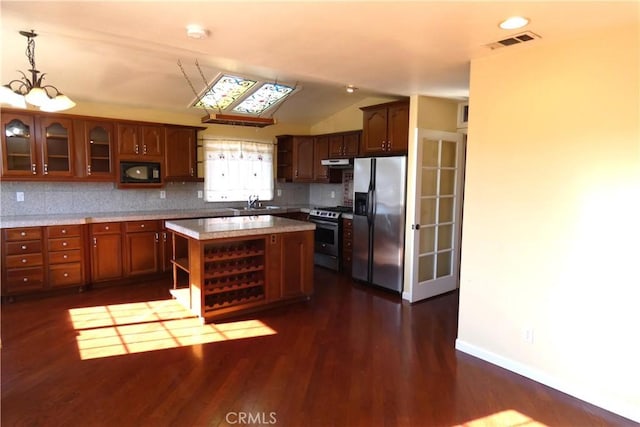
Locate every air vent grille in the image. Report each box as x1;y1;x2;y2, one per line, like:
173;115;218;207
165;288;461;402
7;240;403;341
486;31;541;50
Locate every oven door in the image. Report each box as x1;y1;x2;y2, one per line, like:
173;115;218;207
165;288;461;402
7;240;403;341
312;219;339;256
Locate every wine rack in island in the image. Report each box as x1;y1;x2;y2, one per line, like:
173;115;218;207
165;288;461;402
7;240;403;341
202;239;265;311
169;225;314;324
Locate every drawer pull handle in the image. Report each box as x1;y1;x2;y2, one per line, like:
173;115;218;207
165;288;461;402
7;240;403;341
21;258;27;263
141;224;145;228
21;245;27;250
62;242;68;247
20;231;26;236
23;278;28;282
63;273;69;278
62;229;67;234
63;254;68;259
105;226;110;231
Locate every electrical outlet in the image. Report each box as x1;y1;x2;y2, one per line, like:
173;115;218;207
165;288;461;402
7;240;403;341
523;328;535;344
277;189;282;197
16;192;24;202
330;191;335;198
159;191;166;199
197;190;203;199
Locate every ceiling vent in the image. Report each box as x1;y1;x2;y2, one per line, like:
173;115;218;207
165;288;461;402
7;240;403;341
486;31;541;50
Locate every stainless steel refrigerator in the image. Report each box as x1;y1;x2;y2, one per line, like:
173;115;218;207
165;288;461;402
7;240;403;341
352;156;407;292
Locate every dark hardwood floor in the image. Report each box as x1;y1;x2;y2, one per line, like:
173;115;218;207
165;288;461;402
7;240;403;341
1;267;634;426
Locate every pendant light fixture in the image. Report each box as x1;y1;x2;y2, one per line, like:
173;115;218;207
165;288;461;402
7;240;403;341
0;30;76;112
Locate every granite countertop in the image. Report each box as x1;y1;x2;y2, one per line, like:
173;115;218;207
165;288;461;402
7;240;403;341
0;205;314;229
166;215;315;240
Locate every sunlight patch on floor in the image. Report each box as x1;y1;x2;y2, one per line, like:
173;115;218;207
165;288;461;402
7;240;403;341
68;299;277;360
456;409;548;427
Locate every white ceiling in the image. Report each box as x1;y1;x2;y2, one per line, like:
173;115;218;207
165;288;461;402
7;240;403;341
1;1;637;126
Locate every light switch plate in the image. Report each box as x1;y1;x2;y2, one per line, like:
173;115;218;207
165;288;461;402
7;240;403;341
159;191;166;199
197;190;203;199
16;192;24;202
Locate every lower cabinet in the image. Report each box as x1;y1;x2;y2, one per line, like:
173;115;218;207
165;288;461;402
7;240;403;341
124;220;161;276
90;222;123;283
1;225;87;298
47;225;85;288
342;218;353;276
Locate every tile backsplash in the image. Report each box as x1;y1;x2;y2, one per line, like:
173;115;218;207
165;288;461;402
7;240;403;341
0;177;354;217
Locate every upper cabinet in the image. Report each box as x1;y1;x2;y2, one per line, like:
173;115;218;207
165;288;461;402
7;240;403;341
165;126;202;182
328;131;360;159
1;113;37;177
277;135;314;182
74;119;115;180
313;135;341;183
117;123;164;160
360;100;409;156
0;111;75;179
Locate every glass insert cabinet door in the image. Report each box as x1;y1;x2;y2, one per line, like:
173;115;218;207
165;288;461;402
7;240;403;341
84;120;114;178
39;117;74;177
1;113;37;176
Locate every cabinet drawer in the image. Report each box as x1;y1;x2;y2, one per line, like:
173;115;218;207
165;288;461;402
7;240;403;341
4;227;42;242
48;236;82;251
47;225;81;238
91;222;121;234
49;249;82;264
6;253;44;268
5;267;45;292
343;219;352;230
125;220;159;233
49;263;82;287
6;240;43;255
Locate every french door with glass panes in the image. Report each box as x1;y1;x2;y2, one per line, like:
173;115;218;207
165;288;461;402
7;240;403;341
405;129;465;302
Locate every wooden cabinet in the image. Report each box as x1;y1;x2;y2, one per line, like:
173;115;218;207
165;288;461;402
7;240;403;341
46;225;85;288
74;119;115;180
123;220;161;277
90;222;123;283
293;136;314;182
1;227;45;294
0;112;75;179
328;131;360;158
277;135;341;183
361;100;409;155
164;126;202;182
342;218;353;275
277;135;314;182
1;224;87;297
117;123;164;160
277;231;314;299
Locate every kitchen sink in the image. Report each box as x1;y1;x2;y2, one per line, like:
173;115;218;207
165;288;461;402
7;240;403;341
232;206;281;212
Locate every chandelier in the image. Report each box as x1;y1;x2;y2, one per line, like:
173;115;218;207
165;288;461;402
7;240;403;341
0;30;75;112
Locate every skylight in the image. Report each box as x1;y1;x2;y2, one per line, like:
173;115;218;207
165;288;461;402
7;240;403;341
194;73;296;116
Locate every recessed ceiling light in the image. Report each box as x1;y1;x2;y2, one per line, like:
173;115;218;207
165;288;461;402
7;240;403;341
186;24;209;39
499;16;529;30
346;85;357;93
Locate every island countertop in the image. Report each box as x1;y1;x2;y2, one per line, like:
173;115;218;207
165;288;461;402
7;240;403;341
165;215;315;240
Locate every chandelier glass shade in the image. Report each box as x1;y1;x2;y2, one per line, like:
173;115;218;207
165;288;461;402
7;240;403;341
0;30;75;112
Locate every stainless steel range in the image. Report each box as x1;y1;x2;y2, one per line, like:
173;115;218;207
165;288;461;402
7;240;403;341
308;206;353;271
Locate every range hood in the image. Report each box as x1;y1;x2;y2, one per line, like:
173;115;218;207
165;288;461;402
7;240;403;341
321;158;353;168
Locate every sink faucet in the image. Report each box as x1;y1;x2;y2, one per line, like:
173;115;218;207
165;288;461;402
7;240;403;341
248;194;259;209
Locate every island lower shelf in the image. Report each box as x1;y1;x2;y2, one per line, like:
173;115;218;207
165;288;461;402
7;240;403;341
166;216;314;323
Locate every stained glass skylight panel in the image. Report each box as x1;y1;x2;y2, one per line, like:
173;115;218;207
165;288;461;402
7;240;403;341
232;83;294;115
195;75;257;111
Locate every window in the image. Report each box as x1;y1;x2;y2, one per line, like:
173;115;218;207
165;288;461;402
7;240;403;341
194;73;297;116
203;138;274;202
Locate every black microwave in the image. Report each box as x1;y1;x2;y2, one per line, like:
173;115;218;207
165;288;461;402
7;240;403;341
120;161;161;184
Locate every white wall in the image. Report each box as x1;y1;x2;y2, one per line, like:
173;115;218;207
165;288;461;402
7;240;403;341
457;23;640;422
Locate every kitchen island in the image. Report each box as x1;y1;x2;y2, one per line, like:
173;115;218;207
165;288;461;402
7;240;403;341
165;215;315;323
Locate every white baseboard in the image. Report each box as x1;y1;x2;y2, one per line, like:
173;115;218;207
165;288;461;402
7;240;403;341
455;339;640;424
